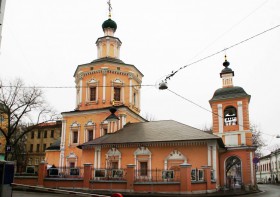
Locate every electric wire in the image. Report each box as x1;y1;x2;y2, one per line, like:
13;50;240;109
167;88;277;139
164;24;280;82
0;84;155;89
187;0;269;63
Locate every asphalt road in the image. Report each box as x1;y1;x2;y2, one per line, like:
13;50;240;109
237;184;280;197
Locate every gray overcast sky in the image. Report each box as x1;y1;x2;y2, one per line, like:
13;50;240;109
1;0;280;153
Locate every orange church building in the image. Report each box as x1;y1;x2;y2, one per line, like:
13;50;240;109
44;9;256;194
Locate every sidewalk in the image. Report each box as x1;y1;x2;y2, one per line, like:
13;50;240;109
12;183;260;197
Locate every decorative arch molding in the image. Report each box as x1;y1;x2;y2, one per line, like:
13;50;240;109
84;120;96;143
86;78;99;103
106;148;122;169
164;150;187;170
224;155;242;188
70;121;80;128
111;78;125;104
134;147;152;179
100;120;108;136
88;78;98;84
134;146;152;156
70;122;80;145
85;120;95;127
66;152;78;167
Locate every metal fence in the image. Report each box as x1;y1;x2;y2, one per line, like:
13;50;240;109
91;168;127;181
134;169;180;182
46;166;84;178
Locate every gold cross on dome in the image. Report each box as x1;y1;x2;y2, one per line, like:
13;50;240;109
107;0;112;18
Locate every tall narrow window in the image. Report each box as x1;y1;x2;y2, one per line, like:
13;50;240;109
72;131;78;143
44;130;47;138
191;169;196;181
69;162;75;168
133;92;136;105
140;162;148;176
43;144;47;151
103;128;108;135
30;144;33;152
90;87;96;101
37;131;41;138
36;144;40;152
88;129;93;141
114;87;121;101
112;161;118;169
31;131;34;139
51;130;54;138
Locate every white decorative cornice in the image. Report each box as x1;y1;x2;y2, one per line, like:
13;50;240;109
70;121;80;128
106;147;121;157
134;146;151;156
165;150;187;161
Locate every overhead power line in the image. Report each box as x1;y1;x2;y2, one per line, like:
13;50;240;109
167;88;278;138
163;24;280;82
0;84;155;89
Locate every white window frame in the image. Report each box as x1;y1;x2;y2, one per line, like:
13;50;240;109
86;79;98;103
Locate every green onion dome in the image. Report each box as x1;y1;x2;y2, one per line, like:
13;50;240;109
102;18;117;32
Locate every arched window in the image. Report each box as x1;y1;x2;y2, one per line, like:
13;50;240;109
87;78;98;103
224;106;237;126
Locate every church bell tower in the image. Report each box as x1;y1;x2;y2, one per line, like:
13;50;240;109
209;56;256;188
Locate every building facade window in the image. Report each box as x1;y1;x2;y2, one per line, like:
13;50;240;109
31;131;34;139
191;169;204;181
72;131;78;143
28;158;32;165
87;79;98;103
140;162;148;176
114;87;121;101
90;87;96;101
44;130;47;138
37;131;41;138
70;122;80;145
43;144;47;151
30;144;33;152
51;130;54;138
224;106;237;126
88;129;93;141
134;147;151;179
36;144;40;152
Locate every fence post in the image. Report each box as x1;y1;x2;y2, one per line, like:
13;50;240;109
126;164;135;192
38;161;48;186
180;162;192;194
202;165;211;193
83;163;93;189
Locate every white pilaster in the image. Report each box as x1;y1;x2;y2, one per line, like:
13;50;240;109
129;74;133;104
238;101;244;131
213;144;217;179
59;120;66;167
79;80;83;104
106;39;109;57
101;68;107;103
218;104;223;133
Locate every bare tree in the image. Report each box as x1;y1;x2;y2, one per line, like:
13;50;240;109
0;78;59;161
143;112;156;121
201;124;213;134
251;124;266;157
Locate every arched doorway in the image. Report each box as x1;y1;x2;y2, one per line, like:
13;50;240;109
225;156;242;189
